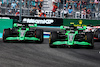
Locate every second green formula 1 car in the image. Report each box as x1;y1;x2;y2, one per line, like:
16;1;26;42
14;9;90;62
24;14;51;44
49;25;94;48
3;23;43;43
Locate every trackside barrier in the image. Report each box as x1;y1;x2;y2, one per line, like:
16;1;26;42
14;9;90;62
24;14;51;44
0;19;13;33
1;15;100;26
63;19;100;26
0;17;100;38
0;19;13;38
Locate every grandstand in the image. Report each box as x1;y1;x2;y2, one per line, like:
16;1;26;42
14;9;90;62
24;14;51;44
0;0;100;20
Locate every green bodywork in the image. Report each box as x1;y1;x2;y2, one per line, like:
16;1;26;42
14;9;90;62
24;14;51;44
52;41;91;45
6;23;40;41
6;37;40;41
51;26;91;46
60;26;87;30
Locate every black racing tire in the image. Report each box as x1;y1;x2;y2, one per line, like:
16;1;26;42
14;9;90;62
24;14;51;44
94;30;100;38
3;29;10;42
85;32;94;49
35;29;44;43
49;31;58;48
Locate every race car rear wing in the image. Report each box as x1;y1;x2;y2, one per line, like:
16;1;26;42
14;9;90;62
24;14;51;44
13;23;37;28
60;26;86;30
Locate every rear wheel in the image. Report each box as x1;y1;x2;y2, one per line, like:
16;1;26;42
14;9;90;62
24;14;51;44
94;29;100;38
49;31;58;48
85;32;94;49
35;29;44;43
3;29;10;42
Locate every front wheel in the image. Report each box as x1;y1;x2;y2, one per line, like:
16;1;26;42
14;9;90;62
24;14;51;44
35;29;44;43
3;29;10;42
49;31;58;48
85;32;94;49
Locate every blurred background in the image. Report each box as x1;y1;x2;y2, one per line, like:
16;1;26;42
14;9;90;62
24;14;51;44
0;0;100;20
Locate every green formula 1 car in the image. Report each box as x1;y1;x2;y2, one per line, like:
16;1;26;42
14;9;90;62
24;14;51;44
3;23;43;43
49;25;94;48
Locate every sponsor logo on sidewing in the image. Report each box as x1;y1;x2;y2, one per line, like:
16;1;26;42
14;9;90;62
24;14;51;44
23;18;54;24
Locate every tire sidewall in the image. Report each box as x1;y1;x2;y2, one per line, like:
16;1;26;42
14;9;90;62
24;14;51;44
36;29;43;43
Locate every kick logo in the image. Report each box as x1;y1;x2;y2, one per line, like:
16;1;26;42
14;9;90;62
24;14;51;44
70;20;87;26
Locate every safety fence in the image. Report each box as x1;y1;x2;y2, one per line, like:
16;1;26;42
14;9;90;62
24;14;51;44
0;7;100;20
0;0;100;20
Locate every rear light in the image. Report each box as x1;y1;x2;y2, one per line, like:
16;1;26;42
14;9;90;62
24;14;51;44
94;37;98;39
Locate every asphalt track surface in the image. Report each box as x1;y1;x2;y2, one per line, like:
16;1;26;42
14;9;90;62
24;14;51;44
0;27;100;67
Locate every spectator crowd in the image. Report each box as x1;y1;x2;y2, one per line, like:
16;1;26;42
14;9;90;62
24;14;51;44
0;0;100;19
0;0;44;16
52;0;100;19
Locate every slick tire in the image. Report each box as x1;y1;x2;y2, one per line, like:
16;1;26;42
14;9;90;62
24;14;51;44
49;31;58;48
3;29;10;42
95;30;100;38
85;32;94;49
36;29;44;43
